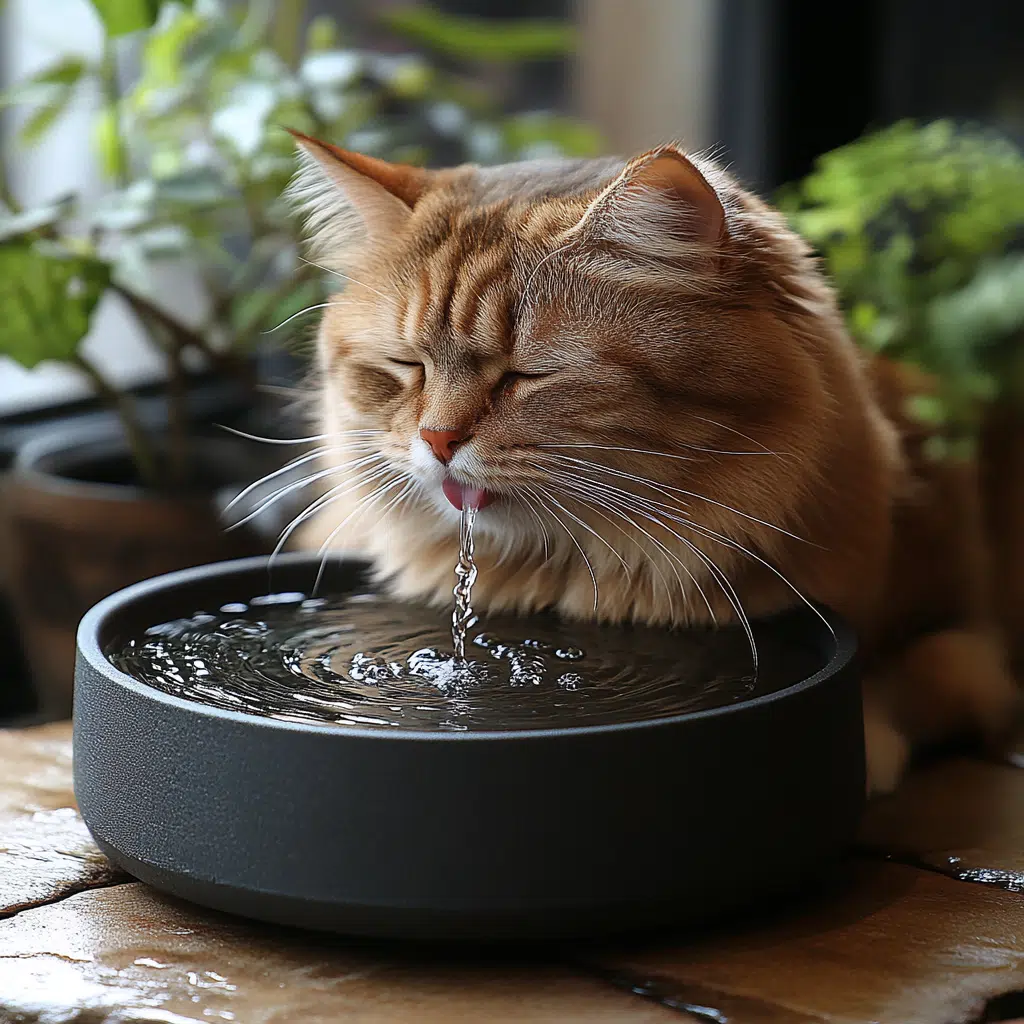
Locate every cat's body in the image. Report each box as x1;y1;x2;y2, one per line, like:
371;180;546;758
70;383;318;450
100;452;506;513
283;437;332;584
289;138;1018;793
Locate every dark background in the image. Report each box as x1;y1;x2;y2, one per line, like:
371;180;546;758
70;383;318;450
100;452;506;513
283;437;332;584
720;0;1024;188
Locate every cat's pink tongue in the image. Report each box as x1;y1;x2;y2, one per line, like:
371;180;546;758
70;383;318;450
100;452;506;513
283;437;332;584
442;479;492;511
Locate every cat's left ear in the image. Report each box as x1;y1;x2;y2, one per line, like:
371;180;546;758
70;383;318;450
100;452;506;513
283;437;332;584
573;145;727;246
286;130;432;253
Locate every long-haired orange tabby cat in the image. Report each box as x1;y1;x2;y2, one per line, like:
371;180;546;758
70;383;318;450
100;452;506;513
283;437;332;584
287;132;1018;794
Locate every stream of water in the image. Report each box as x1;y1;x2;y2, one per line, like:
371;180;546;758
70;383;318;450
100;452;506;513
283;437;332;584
451;503;478;659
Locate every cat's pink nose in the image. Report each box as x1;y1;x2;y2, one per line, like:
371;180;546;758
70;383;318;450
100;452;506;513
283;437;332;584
419;427;468;464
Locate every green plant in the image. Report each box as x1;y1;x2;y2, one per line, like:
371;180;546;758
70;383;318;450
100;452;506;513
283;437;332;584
780;120;1024;452
0;0;598;488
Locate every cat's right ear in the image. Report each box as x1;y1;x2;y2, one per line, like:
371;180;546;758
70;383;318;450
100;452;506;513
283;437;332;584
286;130;430;253
570;145;727;252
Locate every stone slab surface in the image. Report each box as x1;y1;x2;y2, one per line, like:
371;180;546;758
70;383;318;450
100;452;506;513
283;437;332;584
0;882;676;1023
592;861;1024;1024
0;723;125;917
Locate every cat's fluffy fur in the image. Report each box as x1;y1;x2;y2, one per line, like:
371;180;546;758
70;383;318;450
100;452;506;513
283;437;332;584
288;135;1019;794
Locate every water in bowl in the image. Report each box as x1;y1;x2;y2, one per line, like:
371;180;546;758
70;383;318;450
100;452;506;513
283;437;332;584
109;502;823;731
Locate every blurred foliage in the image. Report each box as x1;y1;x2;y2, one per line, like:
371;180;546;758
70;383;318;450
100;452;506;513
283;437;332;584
381;4;576;62
781;120;1024;447
0;0;596;484
0;242;110;367
89;0;189;37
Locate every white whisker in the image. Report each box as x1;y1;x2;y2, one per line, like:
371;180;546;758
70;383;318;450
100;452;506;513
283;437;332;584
517;240;574;318
314;477;413;593
652;501;835;642
560;458;823;650
559;473;758;661
548;473;704;622
218;425;332;445
540;452;807;544
226;450;384;532
270;461;392;560
692;415;786;457
224;437;386;516
218;426;384;446
296;254;391;300
539;474;674;609
263;303;342;334
225;464;341;532
515;490;551;562
223;445;332;514
536;440;774;458
524;483;600;613
543;489;631;575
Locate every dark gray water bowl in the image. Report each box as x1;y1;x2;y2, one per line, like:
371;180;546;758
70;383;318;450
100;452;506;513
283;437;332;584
73;554;864;941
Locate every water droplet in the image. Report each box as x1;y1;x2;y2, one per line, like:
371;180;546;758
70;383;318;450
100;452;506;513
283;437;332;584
133;957;170;969
250;592;306;606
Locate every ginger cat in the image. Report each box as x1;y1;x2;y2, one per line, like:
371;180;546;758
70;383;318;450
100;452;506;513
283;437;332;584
287;133;1019;794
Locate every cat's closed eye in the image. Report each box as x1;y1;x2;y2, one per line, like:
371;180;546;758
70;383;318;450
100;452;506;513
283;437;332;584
387;358;422;369
497;370;556;393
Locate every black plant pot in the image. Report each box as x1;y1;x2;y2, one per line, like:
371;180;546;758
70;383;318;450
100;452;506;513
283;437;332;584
74;554;865;941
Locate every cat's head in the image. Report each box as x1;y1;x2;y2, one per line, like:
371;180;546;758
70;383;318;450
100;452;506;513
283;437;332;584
287;133;889;620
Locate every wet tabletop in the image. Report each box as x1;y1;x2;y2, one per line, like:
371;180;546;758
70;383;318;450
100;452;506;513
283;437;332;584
3;722;1024;1023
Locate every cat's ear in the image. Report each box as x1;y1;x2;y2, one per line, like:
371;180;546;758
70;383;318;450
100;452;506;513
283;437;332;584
286;130;430;253
573;145;726;247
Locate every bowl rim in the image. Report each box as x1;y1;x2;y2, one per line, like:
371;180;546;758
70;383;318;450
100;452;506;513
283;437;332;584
76;552;858;743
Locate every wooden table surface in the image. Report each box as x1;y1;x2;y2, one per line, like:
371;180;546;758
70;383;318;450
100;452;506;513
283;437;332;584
3;722;1024;1024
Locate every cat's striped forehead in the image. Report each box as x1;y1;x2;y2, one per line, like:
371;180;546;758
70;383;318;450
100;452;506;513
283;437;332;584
398;245;518;359
386;192;591;361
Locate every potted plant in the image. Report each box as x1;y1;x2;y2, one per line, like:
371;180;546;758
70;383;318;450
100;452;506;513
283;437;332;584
780;119;1024;670
0;0;598;715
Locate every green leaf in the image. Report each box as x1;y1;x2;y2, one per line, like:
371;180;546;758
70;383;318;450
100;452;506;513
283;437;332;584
134;5;204;91
87;0;190;37
135;223;190;256
929;254;1024;356
382;5;576;62
0;205;63;243
0;243;110;367
1;56;88;110
0;56;88;113
92;105;126;180
905;393;947;427
32;55;88;87
16;69;87;144
87;180;157;231
153;167;229;205
306;15;341;53
922;434;951;462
